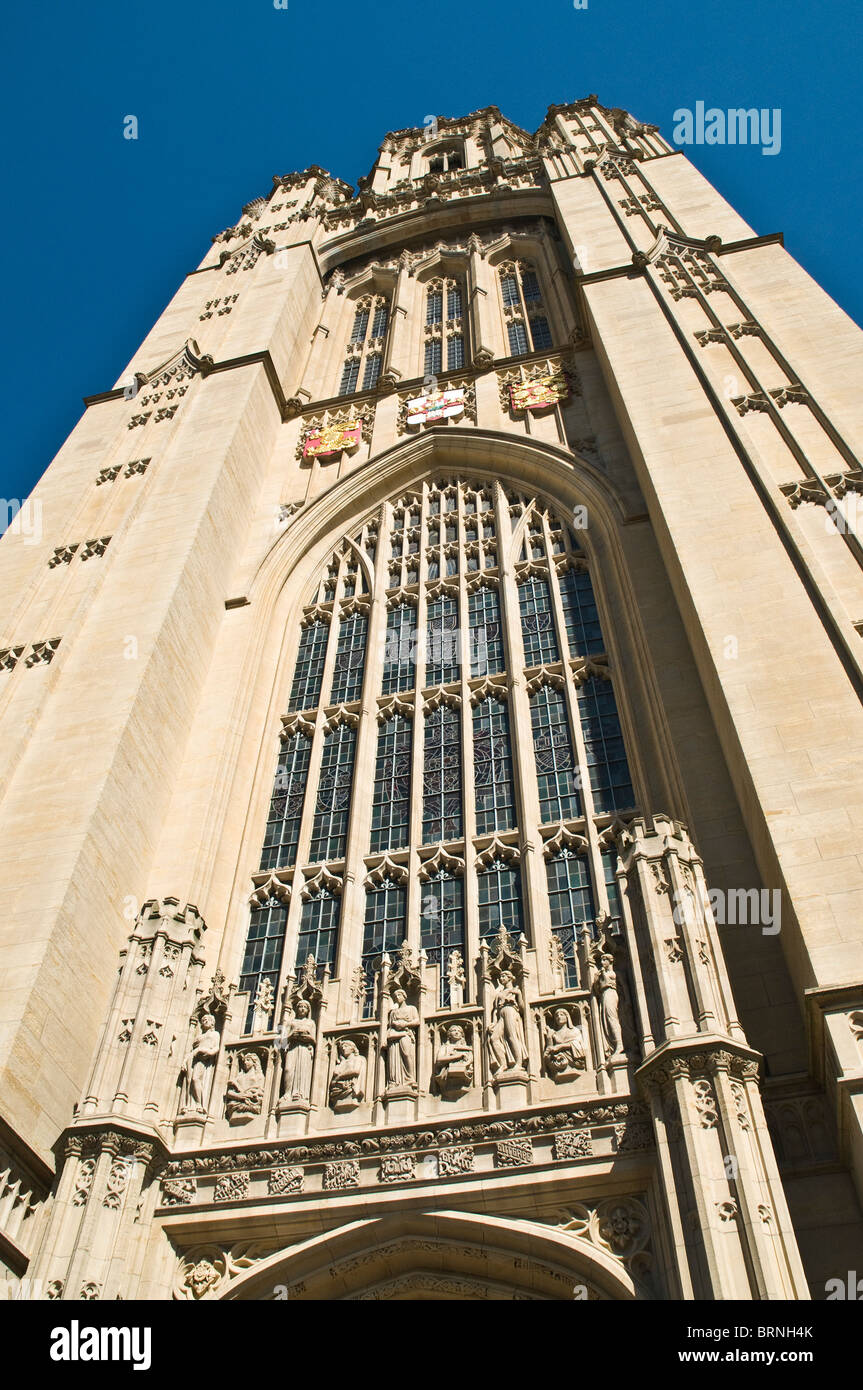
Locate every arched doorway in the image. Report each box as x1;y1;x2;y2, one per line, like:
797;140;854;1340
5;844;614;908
218;1210;639;1300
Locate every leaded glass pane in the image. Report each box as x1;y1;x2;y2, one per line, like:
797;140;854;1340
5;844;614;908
420;872;465;1006
238;897;288;1032
370;715;412;852
309;723;356;861
577;677;634;814
478;861;524;940
362;354;382;390
423;705;462;843
530;316;552;351
288;619;329;712
330;612;367;704
530;685;581;822
522;270;542;302
473;697;515;835
424;339;442;376
468;587;504;677
447;334;465;370
259;732;312;870
507;321;529;355
426;596;460;686
560;567;604;657
382;604;416;694
546;849;594;987
339;358;360;394
360;882;406;1017
426;290;443;324
296;890;341;970
350;308;369;343
501;275;519;307
519;576;560;667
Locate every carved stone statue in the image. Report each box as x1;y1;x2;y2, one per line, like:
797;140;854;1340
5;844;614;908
433;1023;474;1095
447;950;466;1008
224;1050;265;1122
385;988;419;1090
180;1012;220;1115
542;1007;586;1078
487;970;529;1076
329;1038;364;1110
279;1000;317;1104
593;953;624;1058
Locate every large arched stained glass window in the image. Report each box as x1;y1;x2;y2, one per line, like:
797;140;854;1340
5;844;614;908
240;479;638;1035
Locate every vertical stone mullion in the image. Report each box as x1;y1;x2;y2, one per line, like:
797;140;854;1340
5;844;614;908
335;541;389;1004
493;483;548;989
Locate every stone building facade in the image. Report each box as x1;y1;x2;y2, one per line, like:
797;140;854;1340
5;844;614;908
1;99;863;1301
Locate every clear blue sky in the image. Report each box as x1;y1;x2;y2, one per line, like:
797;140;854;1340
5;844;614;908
2;0;861;508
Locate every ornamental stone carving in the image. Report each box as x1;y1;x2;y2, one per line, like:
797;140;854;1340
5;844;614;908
329;1038;365;1111
433;1022;474;1096
278;1000;317;1105
488;971;529;1078
495;1137;533;1167
379;1153;416;1183
384;988;420;1092
268;1166;304;1196
541;1006;587;1080
438;1145;475;1175
224;1050;265;1123
323;1160;360;1191
213;1172;249;1203
180;1012;220;1116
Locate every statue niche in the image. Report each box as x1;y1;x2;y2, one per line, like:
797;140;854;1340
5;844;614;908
487;969;529;1079
180;1011;221;1116
224;1049;266;1123
329;1037;365;1111
432;1021;474;1097
277;955;323;1113
541;1006;587;1081
384;987;420;1093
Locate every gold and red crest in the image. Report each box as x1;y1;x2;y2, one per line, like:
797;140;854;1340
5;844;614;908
509;372;569;414
302;420;362;459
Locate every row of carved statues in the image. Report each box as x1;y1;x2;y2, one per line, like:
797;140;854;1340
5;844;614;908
177;942;628;1123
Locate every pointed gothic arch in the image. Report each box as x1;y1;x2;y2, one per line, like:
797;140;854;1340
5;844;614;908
213;1210;641;1300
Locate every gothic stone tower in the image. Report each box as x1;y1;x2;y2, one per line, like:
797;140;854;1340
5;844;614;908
2;99;863;1302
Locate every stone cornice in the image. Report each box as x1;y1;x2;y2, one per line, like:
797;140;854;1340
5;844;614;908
157;1093;650;1182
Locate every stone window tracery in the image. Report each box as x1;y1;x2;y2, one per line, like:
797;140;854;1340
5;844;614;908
498;261;553;357
370;714;412;852
423;277;467;377
361;879;407;1017
241;477;637;1021
339;293;391;397
260;732;312;870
